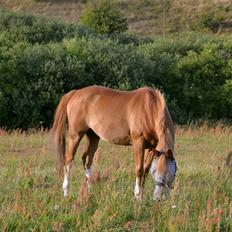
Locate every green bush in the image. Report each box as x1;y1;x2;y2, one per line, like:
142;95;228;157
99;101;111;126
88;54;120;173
176;43;231;119
139;34;232;121
80;0;128;34
0;42;86;128
109;32;153;46
0;35;151;128
0;10;96;44
0;10;232;128
199;9;225;33
64;37;150;90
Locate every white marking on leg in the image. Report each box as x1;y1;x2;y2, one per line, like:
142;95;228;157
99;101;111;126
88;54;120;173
85;168;92;189
134;177;143;200
63;163;71;197
134;177;140;196
85;168;92;179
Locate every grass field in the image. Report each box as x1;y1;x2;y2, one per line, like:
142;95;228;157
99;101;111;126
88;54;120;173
0;126;232;231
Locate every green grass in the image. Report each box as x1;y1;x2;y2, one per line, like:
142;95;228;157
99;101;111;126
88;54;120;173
0;126;232;231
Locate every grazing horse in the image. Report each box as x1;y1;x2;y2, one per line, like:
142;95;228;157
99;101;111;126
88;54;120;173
51;85;175;200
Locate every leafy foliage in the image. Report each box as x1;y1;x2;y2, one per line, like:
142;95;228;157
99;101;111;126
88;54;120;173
80;0;128;34
199;8;226;33
0;10;232;128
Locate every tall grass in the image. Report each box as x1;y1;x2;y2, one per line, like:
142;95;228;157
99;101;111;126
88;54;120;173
0;126;231;231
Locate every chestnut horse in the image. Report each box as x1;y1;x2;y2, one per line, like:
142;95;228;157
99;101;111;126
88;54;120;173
51;85;175;200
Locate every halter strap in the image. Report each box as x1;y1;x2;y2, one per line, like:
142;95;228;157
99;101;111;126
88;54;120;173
156;182;176;194
156;150;166;156
155;181;164;187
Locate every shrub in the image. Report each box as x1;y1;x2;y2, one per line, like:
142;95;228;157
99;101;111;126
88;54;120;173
64;37;150;90
199;9;226;33
137;34;232;122
0;10;95;44
0;9;232;128
109;32;153;46
0;42;86;128
80;0;128;34
176;43;231;119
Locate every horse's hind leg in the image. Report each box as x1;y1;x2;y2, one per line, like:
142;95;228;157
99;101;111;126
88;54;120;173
82;130;99;187
63;132;84;197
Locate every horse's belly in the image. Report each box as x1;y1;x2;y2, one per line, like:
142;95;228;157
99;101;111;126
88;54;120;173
90;122;131;145
107;135;131;145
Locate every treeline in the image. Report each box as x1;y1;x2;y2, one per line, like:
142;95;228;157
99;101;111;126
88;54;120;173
0;10;231;129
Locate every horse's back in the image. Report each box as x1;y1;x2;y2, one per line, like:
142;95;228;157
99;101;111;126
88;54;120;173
66;86;131;143
67;85;151;116
66;86;143;143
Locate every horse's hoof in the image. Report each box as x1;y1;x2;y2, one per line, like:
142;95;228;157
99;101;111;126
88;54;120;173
153;190;160;201
153;195;161;201
63;190;69;197
134;194;143;201
153;191;162;201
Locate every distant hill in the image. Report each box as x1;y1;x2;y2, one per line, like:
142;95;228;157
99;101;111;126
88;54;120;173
0;0;232;37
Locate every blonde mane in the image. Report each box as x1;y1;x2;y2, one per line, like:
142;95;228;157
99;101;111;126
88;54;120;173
154;90;174;155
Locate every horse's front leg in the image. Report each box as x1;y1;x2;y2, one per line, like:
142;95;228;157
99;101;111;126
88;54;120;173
133;137;145;200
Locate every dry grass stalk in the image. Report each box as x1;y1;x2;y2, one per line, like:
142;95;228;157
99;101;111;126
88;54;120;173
93;148;101;162
89;169;110;185
77;179;92;206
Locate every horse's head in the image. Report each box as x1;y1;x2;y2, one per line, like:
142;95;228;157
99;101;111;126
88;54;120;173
144;149;177;200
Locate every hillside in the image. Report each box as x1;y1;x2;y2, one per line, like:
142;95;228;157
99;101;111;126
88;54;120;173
0;0;232;37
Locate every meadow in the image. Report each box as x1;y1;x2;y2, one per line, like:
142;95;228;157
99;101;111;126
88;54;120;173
0;2;232;231
0;125;231;231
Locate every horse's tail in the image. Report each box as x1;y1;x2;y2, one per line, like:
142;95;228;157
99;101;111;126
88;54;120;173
51;90;76;177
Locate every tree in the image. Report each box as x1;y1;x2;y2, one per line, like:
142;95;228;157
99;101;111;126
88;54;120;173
80;0;128;34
